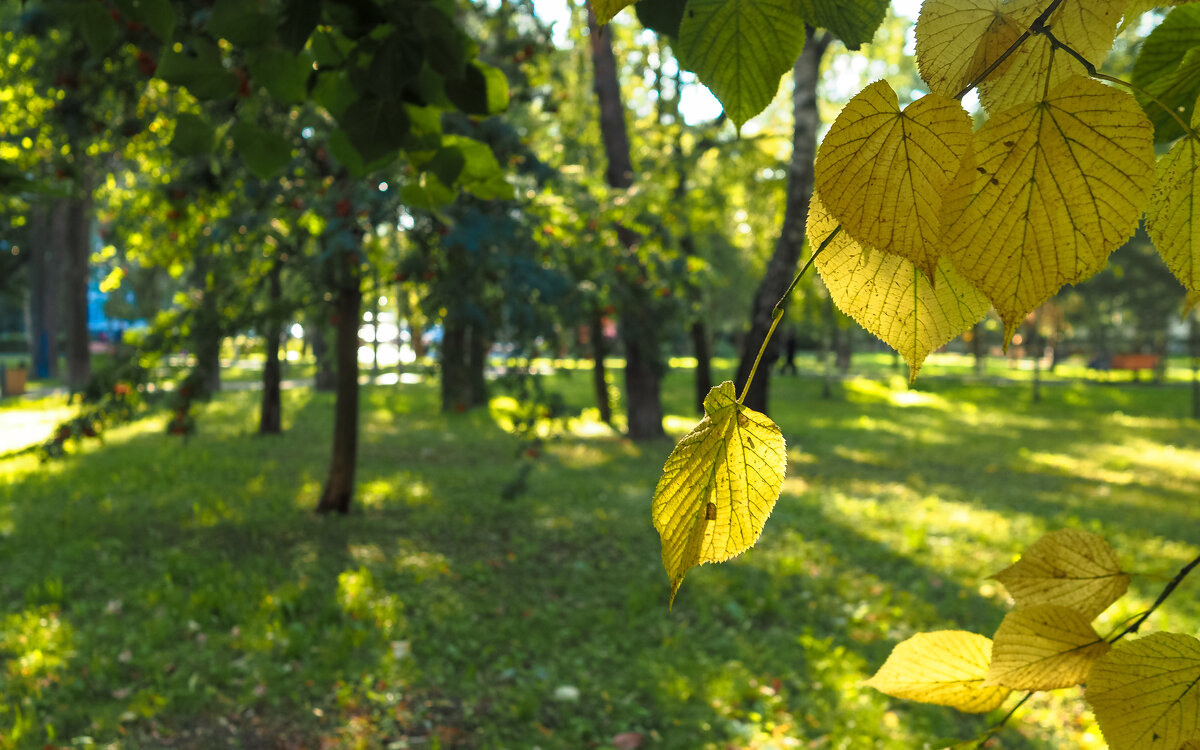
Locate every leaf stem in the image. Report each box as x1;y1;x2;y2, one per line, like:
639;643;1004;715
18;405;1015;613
737;226;838;404
1108;553;1200;643
973;692;1034;749
1039;28;1200;142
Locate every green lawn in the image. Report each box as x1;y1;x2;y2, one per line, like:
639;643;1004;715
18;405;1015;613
1;368;1197;749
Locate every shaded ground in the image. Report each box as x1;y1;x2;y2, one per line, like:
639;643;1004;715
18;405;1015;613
1;368;1197;749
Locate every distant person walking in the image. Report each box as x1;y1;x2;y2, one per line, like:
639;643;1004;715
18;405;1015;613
779;327;798;375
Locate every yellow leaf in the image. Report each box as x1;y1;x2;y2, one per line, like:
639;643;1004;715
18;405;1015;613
993;529;1129;619
651;381;786;606
592;0;637;25
808;196;991;383
1087;633;1200;750
1145;103;1200;303
814;80;973;281
864;631;1011;713
985;604;1110;690
941;75;1155;341
914;0;1035;98
1179;741;1200;750
977;0;1126;112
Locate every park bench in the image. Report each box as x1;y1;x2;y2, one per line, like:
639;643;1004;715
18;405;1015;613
1089;353;1161;381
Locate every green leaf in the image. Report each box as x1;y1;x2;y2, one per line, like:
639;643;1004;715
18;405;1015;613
443;135;511;200
208;0;274;47
416;5;467;78
328;129;365;177
992;529;1129;619
114;0;175;40
73;2;119;55
446;62;509;116
864;631;1011;713
677;0;806;128
1146;101;1200;302
246;48;312;105
1087;633;1200;750
311;71;354;118
231;122;293;180
796;0;888;50
651;381;786;606
157;48;240;100
338;96;410;164
635;0;687;39
366;33;424;100
170;113;215;156
278;0;320;53
399;173;456;211
1131;5;1200;143
425;146;465;187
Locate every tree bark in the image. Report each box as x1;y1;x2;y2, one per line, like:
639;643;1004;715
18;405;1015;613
835;323;852;373
590;311;613;424
972;322;986;375
311;317;336;391
259;258;284;435
316;257;362;515
588;5;665;440
27;205;59;380
440;314;489;412
191;250;222;395
63;170;93;391
735;30;829;414
691;320;712;413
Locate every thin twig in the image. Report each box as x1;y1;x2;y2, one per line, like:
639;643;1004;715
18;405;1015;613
737;227;838;404
973;692;1034;749
951;0;1067;100
1109;553;1200;643
1040;28;1200;141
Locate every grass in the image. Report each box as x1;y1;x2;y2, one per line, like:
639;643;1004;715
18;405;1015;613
0;365;1198;750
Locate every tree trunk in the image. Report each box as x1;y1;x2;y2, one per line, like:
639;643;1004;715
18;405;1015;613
63;172;93;391
311;317;336;391
191;250;221;395
440;315;489;412
27;205;59;380
590;311;613;424
316;258;362;515
691;320;713;414
972;322;986;375
588;5;665;440
1190;314;1198;420
1031;325;1042;405
735;29;829;414
259;258;283;435
821;297;834;400
835;323;852;373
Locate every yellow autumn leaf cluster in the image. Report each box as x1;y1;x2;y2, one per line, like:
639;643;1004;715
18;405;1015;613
865;529;1123;710
812;0;1200;367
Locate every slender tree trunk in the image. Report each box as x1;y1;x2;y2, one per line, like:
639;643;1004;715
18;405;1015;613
190;250;222;395
1190;314;1198;420
835;324;852;373
311;317;336;391
691;320;713;413
440;315;489;412
259;258;283;435
821;297;834;400
316;256;362;515
1031;323;1042;405
63;170;93;391
370;269;380;377
27;205;58;380
590;311;612;424
972;322;986;375
735;29;829;414
588;5;665;440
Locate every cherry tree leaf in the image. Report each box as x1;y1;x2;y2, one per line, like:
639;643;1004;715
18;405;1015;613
914;0;1035;98
1145;102;1200;302
992;529;1130;619
977;0;1126;112
809;196;991;383
815;79;973;281
677;0;807;128
941;75;1155;341
864;631;1012;713
1087;633;1200;750
651;381;786;606
985;604;1110;690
